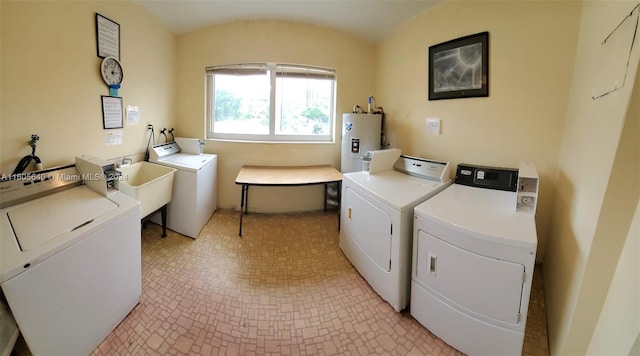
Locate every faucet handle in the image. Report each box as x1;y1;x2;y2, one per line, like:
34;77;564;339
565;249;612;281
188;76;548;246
119;157;133;167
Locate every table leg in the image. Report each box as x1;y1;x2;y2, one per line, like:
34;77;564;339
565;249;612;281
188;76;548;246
337;181;341;231
161;204;168;238
239;184;248;236
324;183;328;211
245;185;250;214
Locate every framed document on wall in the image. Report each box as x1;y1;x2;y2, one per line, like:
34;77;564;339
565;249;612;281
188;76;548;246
96;13;120;61
101;96;123;129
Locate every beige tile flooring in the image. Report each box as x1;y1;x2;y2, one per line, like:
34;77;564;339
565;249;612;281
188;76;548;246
18;209;549;355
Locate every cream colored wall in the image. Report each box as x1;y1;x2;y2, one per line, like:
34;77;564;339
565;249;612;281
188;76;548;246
375;1;582;261
0;1;176;174
544;2;640;355
175;20;376;212
587;201;639;355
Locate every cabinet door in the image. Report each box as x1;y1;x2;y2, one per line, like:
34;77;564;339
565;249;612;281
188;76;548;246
343;187;392;271
415;230;524;324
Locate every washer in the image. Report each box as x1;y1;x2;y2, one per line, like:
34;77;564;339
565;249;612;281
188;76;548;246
0;164;141;355
340;153;451;312
411;163;537;355
149;141;217;238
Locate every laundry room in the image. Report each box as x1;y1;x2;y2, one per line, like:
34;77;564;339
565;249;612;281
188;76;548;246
1;1;639;355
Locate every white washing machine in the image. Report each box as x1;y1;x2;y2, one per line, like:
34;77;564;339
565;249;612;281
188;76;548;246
340;151;451;312
149;141;217;238
411;163;538;355
0;164;141;355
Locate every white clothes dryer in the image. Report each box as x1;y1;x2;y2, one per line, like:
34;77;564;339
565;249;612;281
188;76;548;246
340;154;451;312
149;141;217;238
411;164;538;355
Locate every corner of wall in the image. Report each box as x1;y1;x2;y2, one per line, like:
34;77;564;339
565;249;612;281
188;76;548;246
544;2;640;354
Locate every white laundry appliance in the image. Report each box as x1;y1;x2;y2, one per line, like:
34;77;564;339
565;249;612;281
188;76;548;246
340;149;451;312
0;163;141;355
149;139;217;238
411;163;539;355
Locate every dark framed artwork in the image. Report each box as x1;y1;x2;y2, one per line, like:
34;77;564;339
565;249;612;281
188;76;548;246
428;31;489;100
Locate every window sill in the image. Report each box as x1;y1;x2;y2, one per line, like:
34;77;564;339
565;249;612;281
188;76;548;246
206;138;336;144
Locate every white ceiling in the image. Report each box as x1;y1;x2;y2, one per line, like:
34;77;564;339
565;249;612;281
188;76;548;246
135;0;445;42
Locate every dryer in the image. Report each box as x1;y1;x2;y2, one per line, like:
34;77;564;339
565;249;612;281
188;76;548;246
340;150;451;312
411;163;538;355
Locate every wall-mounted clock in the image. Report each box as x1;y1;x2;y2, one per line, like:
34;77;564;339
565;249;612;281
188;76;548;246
100;56;123;96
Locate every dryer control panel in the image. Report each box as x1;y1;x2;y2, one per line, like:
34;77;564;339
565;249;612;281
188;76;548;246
455;164;518;192
394;155;451;183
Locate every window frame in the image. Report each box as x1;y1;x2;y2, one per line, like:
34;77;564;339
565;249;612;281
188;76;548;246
206;63;336;143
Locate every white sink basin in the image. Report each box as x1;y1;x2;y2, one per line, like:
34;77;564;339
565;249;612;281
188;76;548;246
117;162;176;218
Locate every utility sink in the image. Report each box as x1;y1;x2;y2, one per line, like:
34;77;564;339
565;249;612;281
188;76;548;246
117;162;176;220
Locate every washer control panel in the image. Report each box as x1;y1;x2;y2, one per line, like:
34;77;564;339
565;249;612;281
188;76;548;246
0;165;80;209
149;142;181;161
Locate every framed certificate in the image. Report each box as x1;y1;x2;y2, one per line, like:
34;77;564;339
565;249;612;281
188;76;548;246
96;13;120;61
101;96;123;129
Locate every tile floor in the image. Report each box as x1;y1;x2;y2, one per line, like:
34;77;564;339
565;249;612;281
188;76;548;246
17;209;549;355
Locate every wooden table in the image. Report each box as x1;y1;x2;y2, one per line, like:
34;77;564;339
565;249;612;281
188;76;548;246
235;165;342;236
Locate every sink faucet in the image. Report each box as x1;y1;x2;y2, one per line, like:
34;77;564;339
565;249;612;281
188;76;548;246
120;157;132;167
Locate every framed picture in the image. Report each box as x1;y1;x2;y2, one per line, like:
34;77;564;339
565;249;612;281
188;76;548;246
428;31;489;100
96;13;120;60
101;96;123;129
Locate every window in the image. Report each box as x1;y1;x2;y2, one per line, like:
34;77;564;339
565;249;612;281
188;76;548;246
206;63;336;142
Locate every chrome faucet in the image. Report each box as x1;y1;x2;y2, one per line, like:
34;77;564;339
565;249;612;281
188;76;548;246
120;157;133;167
